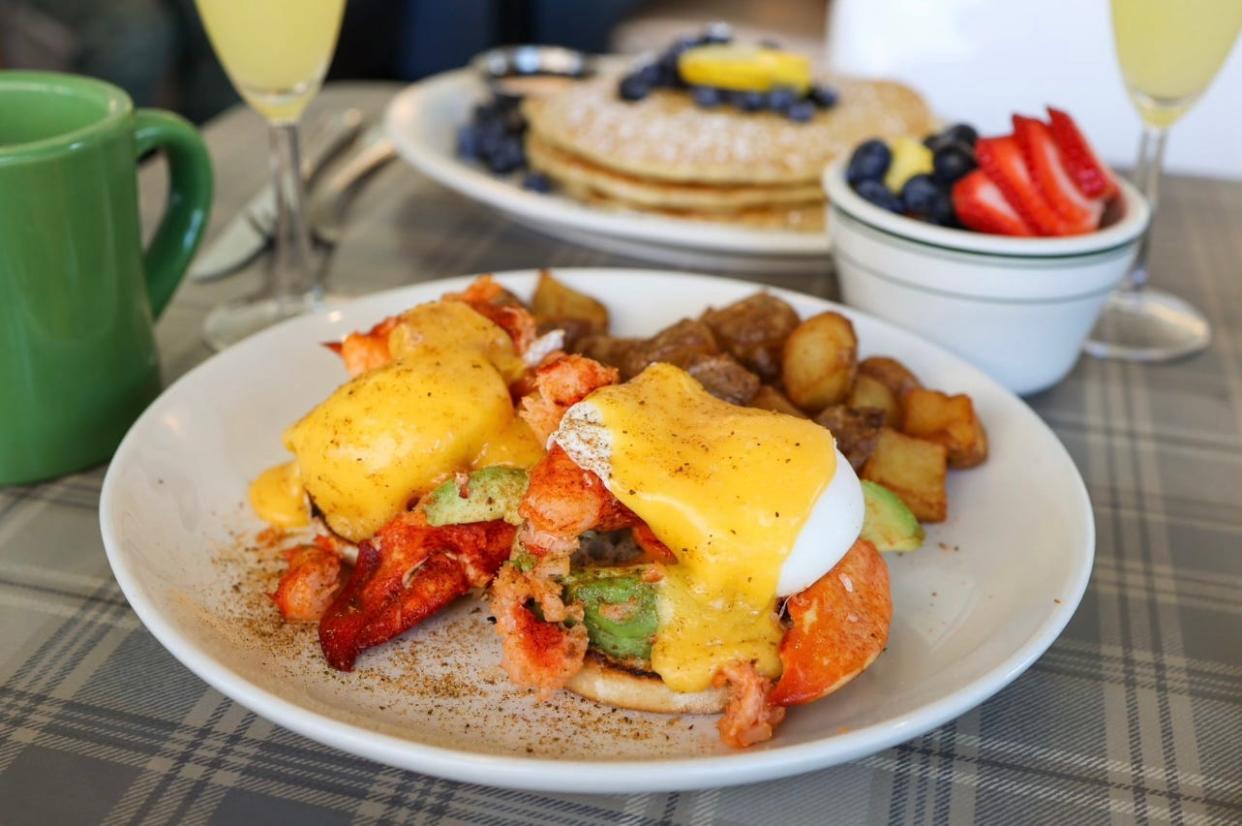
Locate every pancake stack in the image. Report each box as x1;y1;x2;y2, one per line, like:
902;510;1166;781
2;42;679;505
523;75;935;231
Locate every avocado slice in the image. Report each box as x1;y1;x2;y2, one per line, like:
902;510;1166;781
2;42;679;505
564;567;658;662
860;480;925;552
422;467;529;526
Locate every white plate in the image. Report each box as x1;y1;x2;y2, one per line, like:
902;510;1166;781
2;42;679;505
100;269;1093;793
384;70;831;275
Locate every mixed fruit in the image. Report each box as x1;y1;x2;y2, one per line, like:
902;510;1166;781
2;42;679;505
846;107;1118;237
615;25;839;122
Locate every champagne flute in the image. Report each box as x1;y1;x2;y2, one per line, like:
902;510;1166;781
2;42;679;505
1085;0;1242;361
195;0;347;350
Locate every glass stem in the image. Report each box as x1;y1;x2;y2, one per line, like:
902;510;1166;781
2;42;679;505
1126;125;1167;293
268;120;318;303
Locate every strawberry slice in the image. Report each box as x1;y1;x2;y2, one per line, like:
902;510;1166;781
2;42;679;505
952;170;1036;236
1013;114;1103;235
975;135;1067;236
1047;107;1118;200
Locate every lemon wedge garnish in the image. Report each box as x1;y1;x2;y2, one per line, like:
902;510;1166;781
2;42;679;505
678;45;812;93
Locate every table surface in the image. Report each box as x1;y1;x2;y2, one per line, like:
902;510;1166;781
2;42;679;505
2;83;1240;826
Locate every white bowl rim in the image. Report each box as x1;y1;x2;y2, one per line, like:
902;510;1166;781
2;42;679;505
823;160;1149;258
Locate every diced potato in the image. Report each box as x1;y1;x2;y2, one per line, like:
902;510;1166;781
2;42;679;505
815;405;885;471
901;388;988;468
620;318;718;379
750;385;807;418
575;334;637;369
847;373;901;428
531;270;609;335
861;428;948;522
685;354;760;405
700;293;800;381
857;356;922;400
781;311;858;412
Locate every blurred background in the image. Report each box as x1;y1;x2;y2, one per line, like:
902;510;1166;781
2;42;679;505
1;0;1239;177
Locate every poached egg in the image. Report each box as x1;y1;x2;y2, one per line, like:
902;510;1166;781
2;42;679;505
551;363;864;692
249;300;544;541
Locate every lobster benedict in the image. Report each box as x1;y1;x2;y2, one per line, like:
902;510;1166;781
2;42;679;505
492;360;894;747
241;272;983;750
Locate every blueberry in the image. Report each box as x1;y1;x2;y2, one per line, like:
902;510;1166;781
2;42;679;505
924;123;979;152
521;172;552;193
808;84;839;108
942;123;978;146
692;86;723;108
785;100;816;123
636;63;662;86
926;190;957;226
855;179;903;213
732;90;766;112
932;143;976;184
658;38;696;85
456;125;480;159
767;86;798;112
657;57;687;87
487;136;525;174
618;74;651;101
499;107;526;135
900;174;943;216
846;139;892;185
477;120;507;156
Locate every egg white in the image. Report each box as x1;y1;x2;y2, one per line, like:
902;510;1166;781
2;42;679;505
553;400;864;597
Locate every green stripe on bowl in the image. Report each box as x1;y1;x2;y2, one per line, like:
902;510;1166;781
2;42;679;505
834;247;1120;305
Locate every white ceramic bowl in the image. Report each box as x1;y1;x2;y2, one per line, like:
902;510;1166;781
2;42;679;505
823;163;1150;395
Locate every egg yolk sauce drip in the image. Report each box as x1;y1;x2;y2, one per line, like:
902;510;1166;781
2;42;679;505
249;300;542;542
557;363;835;692
249;461;311;529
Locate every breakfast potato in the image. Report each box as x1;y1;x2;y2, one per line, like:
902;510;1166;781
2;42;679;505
576;334;638;369
847;373;902;428
815;405;885;471
857;356;922;401
750;385;807;418
701;293;801;381
532;270;609;335
782;312;858;412
620;318;719;379
901;388;988;468
686;354;761;405
861;428;948;522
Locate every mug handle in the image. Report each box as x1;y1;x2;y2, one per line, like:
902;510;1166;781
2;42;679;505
132;109;214;319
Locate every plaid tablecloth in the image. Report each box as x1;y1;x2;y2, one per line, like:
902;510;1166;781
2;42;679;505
2;85;1239;825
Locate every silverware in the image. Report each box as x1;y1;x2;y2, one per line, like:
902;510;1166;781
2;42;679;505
189;109;365;281
308;130;398;247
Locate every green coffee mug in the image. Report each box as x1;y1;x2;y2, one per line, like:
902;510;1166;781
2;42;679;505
0;72;213;485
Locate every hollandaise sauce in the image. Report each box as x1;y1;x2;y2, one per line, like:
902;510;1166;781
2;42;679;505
577;364;835;692
248;299;542;542
249;460;310;529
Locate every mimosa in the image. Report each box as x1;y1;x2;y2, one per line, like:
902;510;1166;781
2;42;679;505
1111;0;1242;127
1087;0;1240;360
196;0;347;123
194;0;347;350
